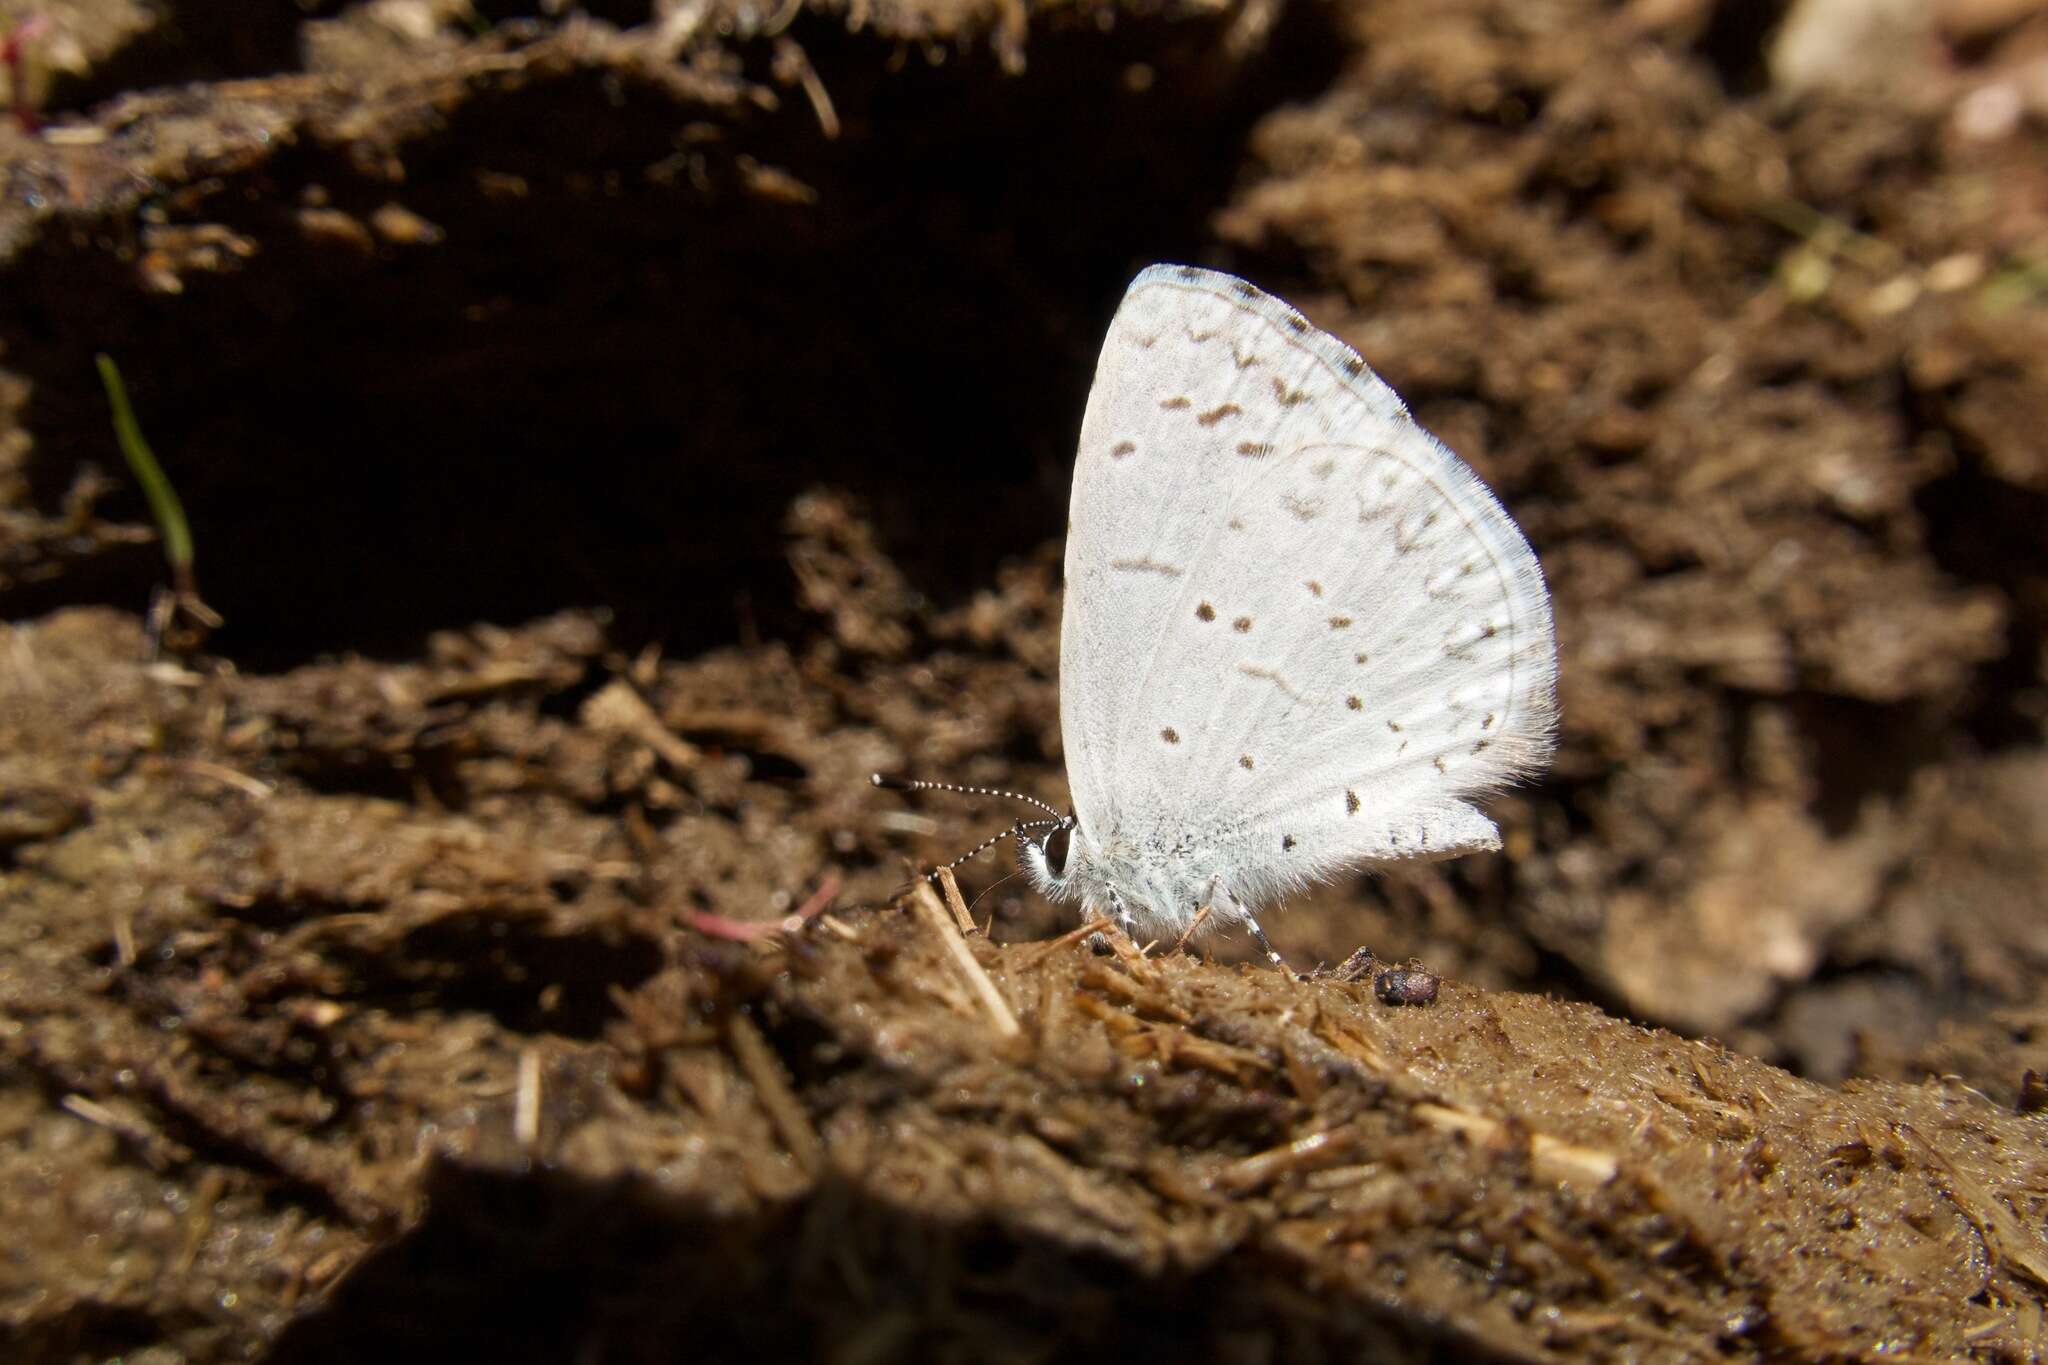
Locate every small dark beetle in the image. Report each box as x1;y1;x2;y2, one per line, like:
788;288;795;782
1374;966;1441;1006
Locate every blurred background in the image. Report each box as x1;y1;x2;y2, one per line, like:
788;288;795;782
1;0;2046;1352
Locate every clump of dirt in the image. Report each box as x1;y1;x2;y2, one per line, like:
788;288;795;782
270;908;2048;1362
3;0;2048;1360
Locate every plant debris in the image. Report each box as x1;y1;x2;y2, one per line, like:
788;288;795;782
3;0;2048;1359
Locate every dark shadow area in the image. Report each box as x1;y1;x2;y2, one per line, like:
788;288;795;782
3;9;1346;671
1782;692;1955;839
1914;445;2048;752
30;2;325;115
0;1299;195;1365
265;1163;1515;1364
256;908;668;1039
1691;0;1795;96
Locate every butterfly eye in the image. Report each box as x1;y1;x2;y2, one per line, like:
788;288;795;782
1037;819;1074;877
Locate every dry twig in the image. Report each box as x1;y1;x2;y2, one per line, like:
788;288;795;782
911;881;1021;1038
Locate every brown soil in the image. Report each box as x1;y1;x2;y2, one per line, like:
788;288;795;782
3;0;2047;1360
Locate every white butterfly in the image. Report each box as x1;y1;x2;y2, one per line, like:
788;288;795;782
879;265;1556;965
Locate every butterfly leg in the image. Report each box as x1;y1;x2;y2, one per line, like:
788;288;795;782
1243;915;1295;977
1211;880;1294;978
1081;890;1139;955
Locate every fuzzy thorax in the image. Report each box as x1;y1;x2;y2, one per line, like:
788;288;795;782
1021;799;1504;943
1020;823;1303;941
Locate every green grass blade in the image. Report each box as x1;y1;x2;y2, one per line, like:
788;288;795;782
94;353;193;574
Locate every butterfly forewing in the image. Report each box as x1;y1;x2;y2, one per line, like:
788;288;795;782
1060;265;1556;889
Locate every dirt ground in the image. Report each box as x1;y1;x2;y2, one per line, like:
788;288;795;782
2;0;2047;1359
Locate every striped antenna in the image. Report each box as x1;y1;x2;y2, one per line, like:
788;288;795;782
870;773;1072;886
927;817;1065;878
870;773;1063;821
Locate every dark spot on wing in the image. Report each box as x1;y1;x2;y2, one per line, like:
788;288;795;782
1233;616;1252;633
1236;442;1273;457
1197;403;1243;426
1346;695;1362;711
1233;279;1258;298
1160;396;1192;410
1239;755;1254;770
1177;266;1201;281
1196;602;1216;622
1272;378;1311;407
1284;313;1309;334
1355;653;1371;665
1343;355;1365;378
1281;834;1296;851
1330;616;1353;629
1388;720;1403;732
1111;440;1136;458
1345;790;1360;814
1482;712;1496;729
1432;755;1447;774
1162;727;1180;744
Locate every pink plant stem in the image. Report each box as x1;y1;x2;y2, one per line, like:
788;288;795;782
3;16;51;134
684;872;842;941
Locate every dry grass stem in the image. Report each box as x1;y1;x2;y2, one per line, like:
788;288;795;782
935;866;976;934
724;1011;825;1175
1171;904;1213;953
911;881;1021;1038
1221;1125;1360;1193
1412;1102;1620;1188
581;678;702;772
514;1047;541;1150
178;759;276;799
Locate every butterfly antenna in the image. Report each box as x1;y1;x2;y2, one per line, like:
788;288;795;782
870;773;1063;821
879;815;1065;898
918;816;1062;880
